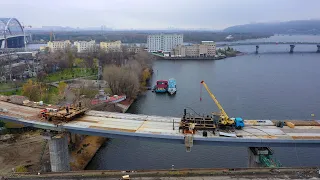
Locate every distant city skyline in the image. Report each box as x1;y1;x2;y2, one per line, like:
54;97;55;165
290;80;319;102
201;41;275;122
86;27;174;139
1;0;320;30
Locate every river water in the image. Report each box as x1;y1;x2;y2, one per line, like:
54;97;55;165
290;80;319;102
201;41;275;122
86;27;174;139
87;35;320;170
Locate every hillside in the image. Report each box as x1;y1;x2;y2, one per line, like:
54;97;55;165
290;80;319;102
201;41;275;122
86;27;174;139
224;20;320;34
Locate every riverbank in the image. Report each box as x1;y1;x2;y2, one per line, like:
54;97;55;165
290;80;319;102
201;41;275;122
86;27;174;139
156;56;227;60
69;98;135;171
9;167;319;179
70;136;106;171
152;50;242;60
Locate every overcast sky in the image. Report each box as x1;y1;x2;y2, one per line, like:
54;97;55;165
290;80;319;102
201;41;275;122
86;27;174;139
1;0;319;30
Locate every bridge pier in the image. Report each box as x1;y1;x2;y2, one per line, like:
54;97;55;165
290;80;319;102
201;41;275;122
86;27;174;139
255;45;259;54
43;131;70;172
248;147;281;167
290;45;295;53
317;45;320;53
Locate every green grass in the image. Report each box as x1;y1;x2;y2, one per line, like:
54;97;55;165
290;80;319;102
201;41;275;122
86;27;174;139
0;82;23;90
104;88;112;94
0;89;22;96
44;68;97;82
0;86;58;104
41;86;59;104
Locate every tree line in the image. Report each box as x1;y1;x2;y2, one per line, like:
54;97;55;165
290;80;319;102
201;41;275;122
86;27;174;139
22;47;154;103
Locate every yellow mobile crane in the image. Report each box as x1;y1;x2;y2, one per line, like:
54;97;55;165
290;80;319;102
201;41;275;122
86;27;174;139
200;81;244;129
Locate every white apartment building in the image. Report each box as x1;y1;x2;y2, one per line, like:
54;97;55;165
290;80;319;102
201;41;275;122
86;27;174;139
173;41;216;57
47;40;71;52
74;40;96;53
147;34;183;52
100;40;122;52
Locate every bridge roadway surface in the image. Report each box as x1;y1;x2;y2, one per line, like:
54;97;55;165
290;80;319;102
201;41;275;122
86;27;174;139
1;101;320;147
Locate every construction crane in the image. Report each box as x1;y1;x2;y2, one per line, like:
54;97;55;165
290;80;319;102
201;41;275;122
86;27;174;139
200;81;244;129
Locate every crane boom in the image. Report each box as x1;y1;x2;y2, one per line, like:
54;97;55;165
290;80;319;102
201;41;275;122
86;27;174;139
200;81;229;119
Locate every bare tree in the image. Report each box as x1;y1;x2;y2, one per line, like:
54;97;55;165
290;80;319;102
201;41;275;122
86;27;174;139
103;65;140;98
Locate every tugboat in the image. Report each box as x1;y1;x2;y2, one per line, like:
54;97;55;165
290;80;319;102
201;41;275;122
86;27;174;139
154;80;168;93
167;78;177;95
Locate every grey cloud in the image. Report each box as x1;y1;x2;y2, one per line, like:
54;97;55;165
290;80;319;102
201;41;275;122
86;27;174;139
1;0;319;29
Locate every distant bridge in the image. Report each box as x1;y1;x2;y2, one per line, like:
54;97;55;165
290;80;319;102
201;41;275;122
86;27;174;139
216;42;320;53
0;18;25;49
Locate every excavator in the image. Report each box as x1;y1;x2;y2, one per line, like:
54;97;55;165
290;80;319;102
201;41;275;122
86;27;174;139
200;81;244;129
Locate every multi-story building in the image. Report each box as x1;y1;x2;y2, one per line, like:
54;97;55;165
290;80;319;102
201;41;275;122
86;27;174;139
173;41;216;57
74;40;96;53
147;34;183;52
47;40;71;52
124;44;144;54
127;46;141;54
201;41;216;56
100;40;122;52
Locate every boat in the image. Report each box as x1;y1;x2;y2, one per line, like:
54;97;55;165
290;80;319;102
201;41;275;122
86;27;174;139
167;78;177;95
91;89;126;105
154;80;168;93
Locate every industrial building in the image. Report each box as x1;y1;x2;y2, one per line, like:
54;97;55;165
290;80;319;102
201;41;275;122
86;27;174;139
100;40;122;52
173;41;216;57
147;34;183;52
74;40;96;53
47;40;71;52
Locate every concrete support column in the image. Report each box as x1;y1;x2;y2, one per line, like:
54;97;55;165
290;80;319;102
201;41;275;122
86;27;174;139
290;45;295;53
317;45;320;53
248;147;263;167
255;45;259;54
45;132;70;172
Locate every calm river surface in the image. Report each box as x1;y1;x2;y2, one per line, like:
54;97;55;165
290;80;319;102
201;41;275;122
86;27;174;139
87;35;320;170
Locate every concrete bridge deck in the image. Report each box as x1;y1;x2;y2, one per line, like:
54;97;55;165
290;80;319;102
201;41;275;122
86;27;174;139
1;101;320;147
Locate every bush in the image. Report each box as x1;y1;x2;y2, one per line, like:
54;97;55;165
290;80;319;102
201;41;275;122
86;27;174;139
0;121;5;127
15;165;28;172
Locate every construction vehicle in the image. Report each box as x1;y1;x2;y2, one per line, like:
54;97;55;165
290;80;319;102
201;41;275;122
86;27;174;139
200;81;244;129
39;103;87;122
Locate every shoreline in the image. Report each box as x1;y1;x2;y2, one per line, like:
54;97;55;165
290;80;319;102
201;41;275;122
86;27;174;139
153;51;243;61
72;98;135;171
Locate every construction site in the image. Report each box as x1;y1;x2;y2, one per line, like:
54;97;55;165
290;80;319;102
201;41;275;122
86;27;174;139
0;80;320;176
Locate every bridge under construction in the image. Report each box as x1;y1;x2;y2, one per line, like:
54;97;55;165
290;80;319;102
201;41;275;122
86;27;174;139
1;99;320;171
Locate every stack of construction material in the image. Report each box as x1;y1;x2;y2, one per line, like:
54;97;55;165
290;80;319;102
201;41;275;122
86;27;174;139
0;95;9;101
284;120;320;126
9;95;29;105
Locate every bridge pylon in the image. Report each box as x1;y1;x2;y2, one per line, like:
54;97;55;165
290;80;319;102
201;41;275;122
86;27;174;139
290;45;295;53
248;147;282;168
43;131;70;172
